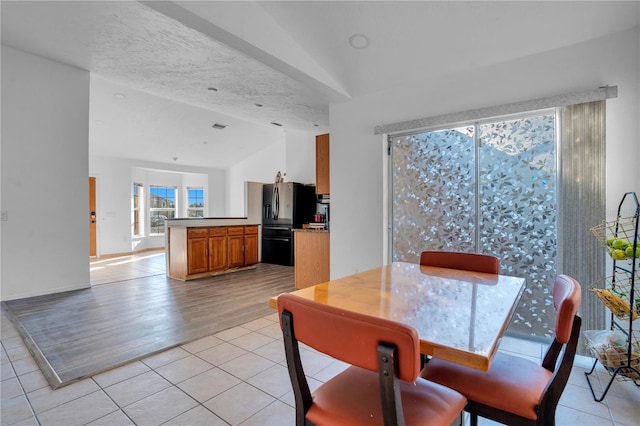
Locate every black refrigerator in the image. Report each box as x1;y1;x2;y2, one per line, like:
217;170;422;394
262;182;316;266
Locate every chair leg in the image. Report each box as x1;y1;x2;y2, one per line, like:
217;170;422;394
470;412;478;426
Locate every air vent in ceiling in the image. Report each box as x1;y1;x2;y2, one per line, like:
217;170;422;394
212;123;227;130
271;122;283;127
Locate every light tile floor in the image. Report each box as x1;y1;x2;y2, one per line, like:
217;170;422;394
1;253;639;425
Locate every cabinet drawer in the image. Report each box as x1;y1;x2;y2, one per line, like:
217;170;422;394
209;227;227;237
227;226;244;236
244;225;259;235
187;228;209;239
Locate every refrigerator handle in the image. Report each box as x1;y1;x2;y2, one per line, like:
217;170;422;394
273;186;279;219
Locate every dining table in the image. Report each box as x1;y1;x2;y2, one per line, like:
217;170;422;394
270;261;526;371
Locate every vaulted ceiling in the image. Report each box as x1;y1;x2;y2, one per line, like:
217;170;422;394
2;1;638;168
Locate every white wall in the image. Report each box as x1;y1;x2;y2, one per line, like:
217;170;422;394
225;130;314;207
90;155;226;255
284;129;317;185
1;46;90;301
226;130;317;216
227;138;286;216
330;27;640;280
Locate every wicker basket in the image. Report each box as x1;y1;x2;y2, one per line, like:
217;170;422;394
588;345;640;380
591;217;640;260
585;330;640;380
590;273;639;321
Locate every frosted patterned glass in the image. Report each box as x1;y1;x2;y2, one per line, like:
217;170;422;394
392;127;476;263
391;113;557;337
478;114;557;336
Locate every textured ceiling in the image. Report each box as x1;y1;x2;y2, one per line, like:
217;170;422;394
1;1;331;129
0;1;330;168
2;1;638;169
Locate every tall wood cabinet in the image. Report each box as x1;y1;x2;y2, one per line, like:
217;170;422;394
316;133;330;195
294;230;330;289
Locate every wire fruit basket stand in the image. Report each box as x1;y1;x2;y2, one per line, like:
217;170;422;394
584;191;640;401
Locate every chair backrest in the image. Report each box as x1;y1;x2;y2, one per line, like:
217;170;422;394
419;251;500;274
541;274;582;371
278;293;421;382
538;274;582;423
552;274;582;344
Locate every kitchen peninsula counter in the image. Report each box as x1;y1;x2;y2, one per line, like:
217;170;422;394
166;218;260;281
165;217;255;227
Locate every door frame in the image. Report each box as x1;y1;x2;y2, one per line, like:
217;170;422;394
89;176;97;257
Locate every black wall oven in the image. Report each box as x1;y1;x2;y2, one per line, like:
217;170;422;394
262;225;294;266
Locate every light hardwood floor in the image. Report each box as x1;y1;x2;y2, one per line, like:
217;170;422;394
3;254;295;389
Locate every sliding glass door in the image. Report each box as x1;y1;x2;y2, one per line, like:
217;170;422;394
390;112;558;337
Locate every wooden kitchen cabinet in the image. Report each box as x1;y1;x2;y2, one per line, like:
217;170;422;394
168;224;259;280
208;227;227;272
316;133;330;195
228;225;259;268
294;230;330;289
187;228;210;275
244;225;259;266
227;226;245;268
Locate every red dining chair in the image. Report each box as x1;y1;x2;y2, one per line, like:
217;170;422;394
419;250;500;274
278;293;467;426
421;274;582;426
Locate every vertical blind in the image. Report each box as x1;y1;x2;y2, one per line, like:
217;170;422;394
560;101;607;349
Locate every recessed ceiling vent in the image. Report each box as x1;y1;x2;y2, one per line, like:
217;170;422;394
212;123;227;130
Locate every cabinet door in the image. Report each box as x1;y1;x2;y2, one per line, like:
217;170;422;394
187;237;209;274
227;227;245;268
209;227;227;272
244;233;259;266
316;133;330;194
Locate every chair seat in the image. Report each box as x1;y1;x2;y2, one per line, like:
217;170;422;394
308;365;466;426
421;353;553;421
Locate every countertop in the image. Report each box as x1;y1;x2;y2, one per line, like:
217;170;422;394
166;218;259;227
294;228;329;233
167;217;248;221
